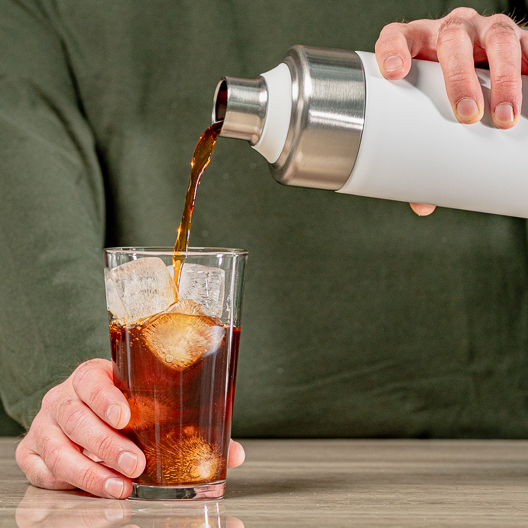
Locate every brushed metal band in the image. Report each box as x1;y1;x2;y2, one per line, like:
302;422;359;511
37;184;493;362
213;46;366;191
270;46;365;191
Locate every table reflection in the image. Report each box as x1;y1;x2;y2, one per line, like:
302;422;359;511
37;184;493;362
16;486;244;528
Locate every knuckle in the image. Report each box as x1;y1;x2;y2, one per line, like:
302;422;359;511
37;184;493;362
29;469;58;490
33;431;50;457
488;13;517;27
437;21;467;44
375;34;405;57
78;465;101;492
87;385;106;410
446;7;479;20
492;75;520;90
72;359;114;408
438;8;479;38
42;439;66;475
71;359;100;388
444;65;474;86
379;21;407;37
485;22;518;46
377;23;409;53
93;431;116;461
41;385;62;410
30;422;48;451
56;398;86;437
55;396;75;422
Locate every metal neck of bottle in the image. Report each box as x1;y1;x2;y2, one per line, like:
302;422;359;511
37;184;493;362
212;46;366;191
213;76;267;145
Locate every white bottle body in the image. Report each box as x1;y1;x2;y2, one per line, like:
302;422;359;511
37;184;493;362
338;52;528;218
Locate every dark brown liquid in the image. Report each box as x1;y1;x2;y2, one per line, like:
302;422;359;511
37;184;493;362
111;322;240;486
172;121;223;290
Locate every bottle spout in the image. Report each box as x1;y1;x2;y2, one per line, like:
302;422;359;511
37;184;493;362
213;76;268;145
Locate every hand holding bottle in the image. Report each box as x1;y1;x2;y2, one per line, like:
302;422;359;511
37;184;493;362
375;7;528;215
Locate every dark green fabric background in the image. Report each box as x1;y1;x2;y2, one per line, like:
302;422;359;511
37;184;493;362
1;0;527;439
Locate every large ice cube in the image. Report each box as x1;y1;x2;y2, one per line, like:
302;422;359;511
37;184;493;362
167;263;225;318
144;429;221;484
105;257;177;324
141;312;224;371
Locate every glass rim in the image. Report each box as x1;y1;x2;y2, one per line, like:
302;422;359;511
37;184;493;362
104;246;248;257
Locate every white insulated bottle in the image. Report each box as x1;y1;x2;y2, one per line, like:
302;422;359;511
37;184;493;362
213;45;528;218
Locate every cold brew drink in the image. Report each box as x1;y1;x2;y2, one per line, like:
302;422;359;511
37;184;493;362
104;249;247;500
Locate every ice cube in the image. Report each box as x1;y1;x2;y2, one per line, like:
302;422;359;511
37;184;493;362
144;429;221;484
167;263;225;318
105;257;177;324
141;312;224;371
105;275;126;319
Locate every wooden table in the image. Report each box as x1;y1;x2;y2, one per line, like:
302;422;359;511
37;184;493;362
1;438;527;527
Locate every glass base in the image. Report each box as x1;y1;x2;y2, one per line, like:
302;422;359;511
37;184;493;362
129;481;226;500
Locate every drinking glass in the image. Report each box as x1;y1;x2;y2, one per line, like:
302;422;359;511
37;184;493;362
104;247;247;500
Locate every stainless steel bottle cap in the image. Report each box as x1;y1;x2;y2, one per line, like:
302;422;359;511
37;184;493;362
213;46;366;191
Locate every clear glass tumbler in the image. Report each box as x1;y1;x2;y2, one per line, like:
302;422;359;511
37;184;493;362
104;247;248;500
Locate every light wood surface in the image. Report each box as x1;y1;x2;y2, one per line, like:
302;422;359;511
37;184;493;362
0;438;527;527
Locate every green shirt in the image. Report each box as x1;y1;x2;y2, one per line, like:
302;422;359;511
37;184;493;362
1;0;526;440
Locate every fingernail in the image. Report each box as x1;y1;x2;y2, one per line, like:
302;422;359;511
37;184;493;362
118;451;138;476
104;502;125;521
494;102;514;124
456;98;479;121
104;477;124;499
384;55;404;72
106;404;121;428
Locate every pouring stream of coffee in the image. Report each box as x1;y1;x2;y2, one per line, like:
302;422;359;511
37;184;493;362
172;120;223;293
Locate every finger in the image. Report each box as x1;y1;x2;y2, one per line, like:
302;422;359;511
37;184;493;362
410;203;436;216
436;12;485;123
375;22;413;79
53;395;145;480
480;15;522;128
227;439;245;468
375;19;441;80
71;359;131;429
34;427;132;499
